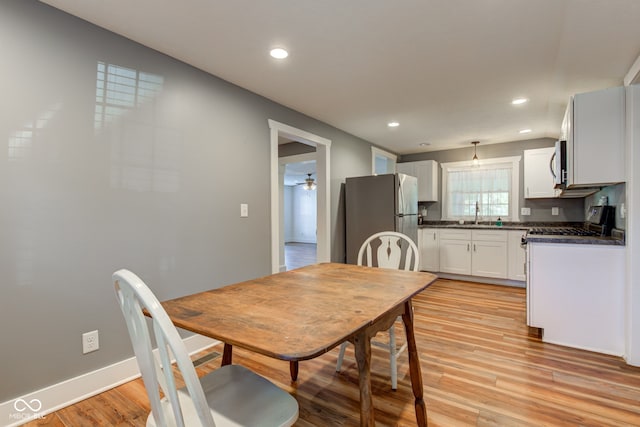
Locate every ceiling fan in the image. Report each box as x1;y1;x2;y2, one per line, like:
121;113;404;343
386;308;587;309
296;173;317;190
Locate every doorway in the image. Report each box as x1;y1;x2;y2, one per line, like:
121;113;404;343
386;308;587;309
269;120;331;273
282;157;317;270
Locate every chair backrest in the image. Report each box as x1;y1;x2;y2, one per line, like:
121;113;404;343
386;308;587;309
113;269;216;427
357;231;420;272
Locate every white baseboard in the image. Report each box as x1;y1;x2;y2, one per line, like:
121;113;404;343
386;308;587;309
0;335;218;427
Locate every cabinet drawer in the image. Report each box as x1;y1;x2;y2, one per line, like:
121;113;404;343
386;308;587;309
471;229;507;242
439;229;472;240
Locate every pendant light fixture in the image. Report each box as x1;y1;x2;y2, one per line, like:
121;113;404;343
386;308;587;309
471;141;479;166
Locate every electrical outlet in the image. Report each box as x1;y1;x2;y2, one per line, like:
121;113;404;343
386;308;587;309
552;207;559;216
521;207;531;216
240;203;249;218
82;330;99;354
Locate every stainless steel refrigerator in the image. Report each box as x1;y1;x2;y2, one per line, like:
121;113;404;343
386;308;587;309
345;173;418;264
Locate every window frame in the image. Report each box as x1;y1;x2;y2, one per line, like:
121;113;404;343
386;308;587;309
371;147;397;175
441;156;521;222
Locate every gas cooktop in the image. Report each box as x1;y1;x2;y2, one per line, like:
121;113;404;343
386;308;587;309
527;227;600;236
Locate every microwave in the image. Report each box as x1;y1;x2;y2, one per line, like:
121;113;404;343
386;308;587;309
552;140;566;188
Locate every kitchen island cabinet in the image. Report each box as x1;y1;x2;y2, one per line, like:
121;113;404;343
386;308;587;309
527;241;625;356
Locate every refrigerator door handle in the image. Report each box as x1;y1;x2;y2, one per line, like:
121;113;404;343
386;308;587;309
397;179;405;216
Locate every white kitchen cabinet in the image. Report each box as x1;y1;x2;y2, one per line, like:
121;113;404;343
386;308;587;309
470;230;507;279
527;242;625;356
564;86;625;187
507;230;527;281
524;147;559;198
439;239;471;275
396;160;438;202
439;229;508;278
419;228;439;272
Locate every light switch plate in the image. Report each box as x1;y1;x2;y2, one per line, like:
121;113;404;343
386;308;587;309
552;207;559;216
521;207;531;216
240;203;248;218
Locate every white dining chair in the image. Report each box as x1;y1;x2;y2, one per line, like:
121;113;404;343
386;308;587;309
113;269;299;427
336;231;420;390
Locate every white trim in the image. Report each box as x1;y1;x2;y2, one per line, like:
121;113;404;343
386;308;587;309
624;53;640;86
268;119;331;273
371;146;397;174
0;335;218;427
440;156;521;222
278;152;317;166
625;84;640;366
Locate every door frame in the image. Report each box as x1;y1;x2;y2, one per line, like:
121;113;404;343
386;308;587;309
269;119;331;273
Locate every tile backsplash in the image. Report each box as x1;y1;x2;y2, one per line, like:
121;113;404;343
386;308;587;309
586;183;626;229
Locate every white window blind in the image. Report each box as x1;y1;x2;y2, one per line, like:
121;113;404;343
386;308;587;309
441;156;521;221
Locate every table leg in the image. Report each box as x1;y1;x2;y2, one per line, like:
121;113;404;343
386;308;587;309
353;332;374;427
402;300;427;426
222;343;233;366
290;361;299;381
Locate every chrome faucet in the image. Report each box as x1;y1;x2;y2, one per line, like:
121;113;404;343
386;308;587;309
474;201;479;224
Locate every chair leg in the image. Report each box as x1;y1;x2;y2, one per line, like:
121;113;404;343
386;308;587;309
389;325;398;390
335;341;348;371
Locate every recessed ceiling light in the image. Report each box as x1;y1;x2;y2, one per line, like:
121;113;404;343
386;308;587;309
419;142;430;146
519;129;532;134
387;121;400;128
270;48;289;59
512;98;528;105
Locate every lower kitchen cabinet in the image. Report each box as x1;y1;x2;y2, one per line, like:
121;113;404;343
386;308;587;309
527;242;625;355
470;230;508;279
429;227;524;281
439;235;471;274
419;228;439;271
507;230;527;281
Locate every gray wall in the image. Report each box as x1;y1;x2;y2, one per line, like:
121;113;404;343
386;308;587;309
586;183;626;229
0;0;374;401
401;138;586;222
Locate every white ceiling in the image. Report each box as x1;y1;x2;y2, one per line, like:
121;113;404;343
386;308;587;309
40;0;640;155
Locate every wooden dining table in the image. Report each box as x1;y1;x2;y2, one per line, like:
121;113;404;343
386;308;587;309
160;262;437;426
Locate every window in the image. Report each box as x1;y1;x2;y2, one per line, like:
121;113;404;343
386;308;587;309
441;156;521;221
371;147;397;175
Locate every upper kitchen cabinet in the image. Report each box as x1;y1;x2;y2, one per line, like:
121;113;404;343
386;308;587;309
563;86;625;187
524;147;559;198
397;160;438;202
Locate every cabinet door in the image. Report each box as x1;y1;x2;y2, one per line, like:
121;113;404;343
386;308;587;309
419;228;439;271
507;230;527;281
524;147;557;198
528;242;625;355
569;86;625;186
471;240;508;278
414;160;438;202
439;239;471;275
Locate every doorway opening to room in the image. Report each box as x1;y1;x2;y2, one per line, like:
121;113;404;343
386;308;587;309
269;119;331;273
283;158;317;270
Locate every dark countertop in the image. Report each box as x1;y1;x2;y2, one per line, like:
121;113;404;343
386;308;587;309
524;234;625;246
420;223;529;231
418;221;626;246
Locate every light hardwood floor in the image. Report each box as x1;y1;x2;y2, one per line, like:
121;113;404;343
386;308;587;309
285;242;317;270
24;279;640;426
